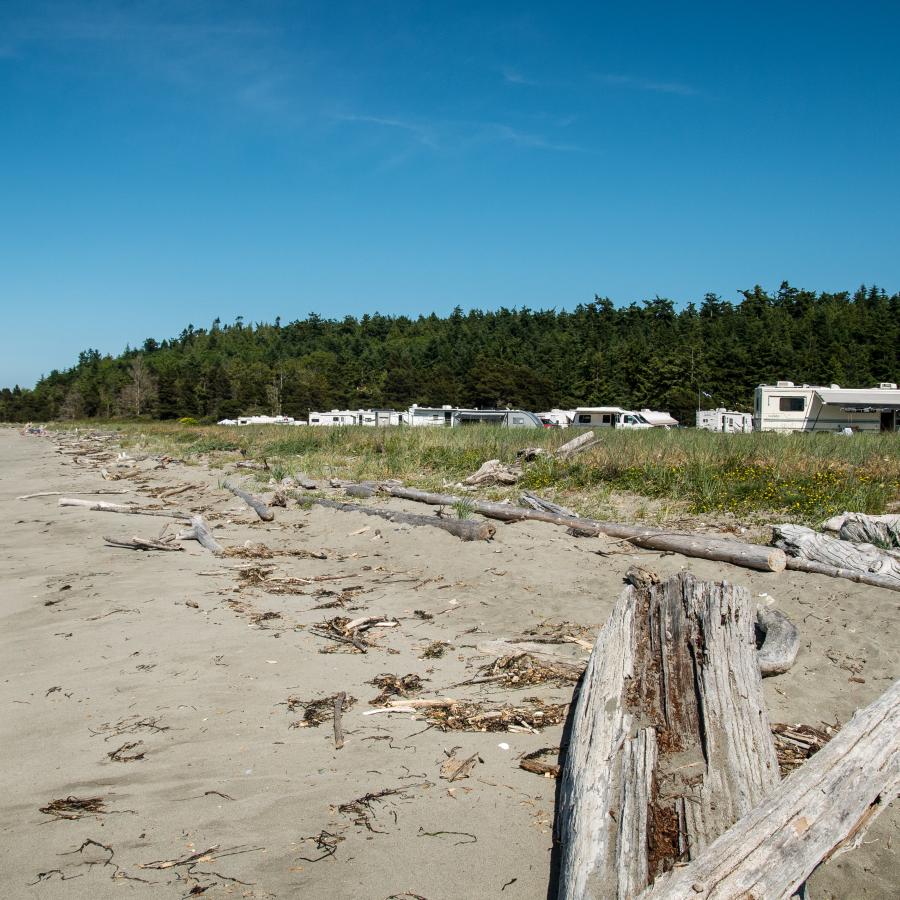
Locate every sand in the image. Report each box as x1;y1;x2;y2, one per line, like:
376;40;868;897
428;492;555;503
1;428;897;898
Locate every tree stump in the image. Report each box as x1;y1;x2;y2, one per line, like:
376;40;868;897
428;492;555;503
556;572;780;899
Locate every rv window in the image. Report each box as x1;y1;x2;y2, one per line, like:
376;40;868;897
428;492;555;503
602;414;611;424
779;397;805;412
332;417;340;422
577;414;591;424
512;416;524;424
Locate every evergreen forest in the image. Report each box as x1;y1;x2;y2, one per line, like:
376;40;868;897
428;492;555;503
2;283;897;425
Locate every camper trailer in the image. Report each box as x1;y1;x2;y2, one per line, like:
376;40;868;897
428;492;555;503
753;382;900;433
406;406;541;428
639;409;679;428
308;409;400;426
697;409;753;433
571;407;653;429
536;409;575;428
228;415;305;426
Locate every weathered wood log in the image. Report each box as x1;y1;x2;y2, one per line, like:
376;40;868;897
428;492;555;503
773;524;900;590
383;486;786;573
821;511;900;536
555;430;598;458
58;498;191;520
557;573;780;900
223;480;274;521
177;515;225;556
783;556;900;591
755;606;800;676
344;484;377;498
18;490;130;499
642;678;900;900
313;499;495;541
519;491;577;517
833;513;900;553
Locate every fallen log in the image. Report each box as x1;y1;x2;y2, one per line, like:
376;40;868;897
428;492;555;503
556;572;781;899
18;490;130;499
463;459;520;486
177;515;225;556
382;486;786;573
58;498;191;520
774;524;900;590
223;480;274;522
313;499;495;541
642;678;900;900
783;556;900;591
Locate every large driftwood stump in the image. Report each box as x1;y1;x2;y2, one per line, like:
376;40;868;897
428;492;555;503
556;573;780;900
774;524;900;591
643;678;900;899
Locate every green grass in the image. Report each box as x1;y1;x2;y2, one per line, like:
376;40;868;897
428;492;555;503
50;421;900;525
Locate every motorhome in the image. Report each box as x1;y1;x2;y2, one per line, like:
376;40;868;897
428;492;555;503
406;405;456;427
753;382;900;433
571;407;653;429
697;409;753;433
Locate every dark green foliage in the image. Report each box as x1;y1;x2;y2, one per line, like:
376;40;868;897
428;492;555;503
2;283;897;422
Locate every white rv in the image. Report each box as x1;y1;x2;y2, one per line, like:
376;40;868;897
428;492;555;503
407;405;456;427
308;409;400;426
229;415;305;426
406;406;541;428
753;382;900;433
536;409;575;428
639;409;679;428
697;409;753;433
571;407;653;429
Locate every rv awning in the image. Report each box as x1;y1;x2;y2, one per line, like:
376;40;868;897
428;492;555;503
838;405;900;412
816;389;900;406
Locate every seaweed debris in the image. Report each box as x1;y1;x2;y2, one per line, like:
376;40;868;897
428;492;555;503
369;673;424;706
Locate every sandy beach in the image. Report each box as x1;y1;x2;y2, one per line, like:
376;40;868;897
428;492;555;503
1;427;897;898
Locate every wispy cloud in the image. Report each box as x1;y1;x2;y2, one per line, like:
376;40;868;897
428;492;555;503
501;67;539;86
596;73;699;96
334;111;583;157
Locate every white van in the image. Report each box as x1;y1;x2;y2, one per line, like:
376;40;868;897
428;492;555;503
571;407;653;429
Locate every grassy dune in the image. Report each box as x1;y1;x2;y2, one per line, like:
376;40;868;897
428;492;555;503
80;421;900;526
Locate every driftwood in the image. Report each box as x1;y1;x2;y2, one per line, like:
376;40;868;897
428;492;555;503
557;573;780;899
333;692;347;750
463;459;520;486
223;480;274;522
18;490;130;500
344;484;377;499
822;511;900;539
520;491;577;517
642;678;900;900
755;606;800;676
382;486;786;573
313;499;495;541
774;524;900;591
104;534;184;552
555;430;598;458
177;515;224;556
58;498;191;520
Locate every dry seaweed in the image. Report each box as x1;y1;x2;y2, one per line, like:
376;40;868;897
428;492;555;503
478;652;582;687
288;693;357;728
369;673;425;706
107;741;146;762
772;722;836;776
40;796;106;820
387;697;568;732
311;615;399;653
297;830;344;862
518;746;561;778
222;545;327;560
519;619;597;646
335;785;421;833
420;641;451;659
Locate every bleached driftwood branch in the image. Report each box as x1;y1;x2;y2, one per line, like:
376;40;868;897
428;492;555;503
177;515;224;556
642;678;900;899
58;497;191;520
223;480;275;521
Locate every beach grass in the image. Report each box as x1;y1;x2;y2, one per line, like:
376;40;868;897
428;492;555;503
56;421;899;525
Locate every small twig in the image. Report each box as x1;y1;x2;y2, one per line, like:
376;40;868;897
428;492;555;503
334;692;347;749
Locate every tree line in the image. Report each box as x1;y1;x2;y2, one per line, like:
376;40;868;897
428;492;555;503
2;283;897;426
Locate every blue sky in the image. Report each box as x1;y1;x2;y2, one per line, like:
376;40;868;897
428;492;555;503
2;1;899;388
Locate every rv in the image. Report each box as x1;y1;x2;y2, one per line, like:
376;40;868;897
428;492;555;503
571;407;653;429
308;409;401;426
639;409;679;429
222;415;305;426
697;409;753;433
753;382;900;433
536;409;575;428
406;406;541;428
